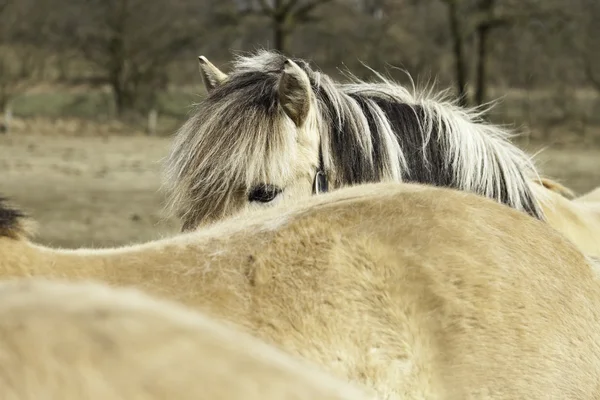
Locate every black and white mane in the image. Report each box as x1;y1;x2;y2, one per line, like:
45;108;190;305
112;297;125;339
164;50;544;228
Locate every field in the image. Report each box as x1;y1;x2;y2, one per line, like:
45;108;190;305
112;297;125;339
0;134;179;248
1;132;599;248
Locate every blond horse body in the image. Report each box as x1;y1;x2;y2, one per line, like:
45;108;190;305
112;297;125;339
0;278;374;400
535;179;600;257
577;187;600;203
2;183;600;399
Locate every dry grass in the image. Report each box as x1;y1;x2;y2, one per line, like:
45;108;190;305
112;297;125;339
0;133;599;248
0;134;179;248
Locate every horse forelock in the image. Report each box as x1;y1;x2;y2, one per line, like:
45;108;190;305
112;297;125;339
163;53;312;227
165;49;546;229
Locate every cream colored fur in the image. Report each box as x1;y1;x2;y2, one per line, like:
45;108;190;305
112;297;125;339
0;278;374;400
2;182;600;399
577;186;600;203
534;180;600;257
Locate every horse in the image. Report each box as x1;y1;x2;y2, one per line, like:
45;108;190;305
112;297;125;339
0;278;375;400
532;181;600;257
164;50;544;231
536;178;600;204
2;182;600;399
577;186;600;203
536;177;576;199
529;179;600;257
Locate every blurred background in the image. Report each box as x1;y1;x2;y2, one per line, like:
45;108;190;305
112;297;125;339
0;0;598;247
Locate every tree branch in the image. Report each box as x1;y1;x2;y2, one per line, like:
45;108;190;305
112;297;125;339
256;0;275;16
279;0;299;18
292;0;333;21
468;8;564;36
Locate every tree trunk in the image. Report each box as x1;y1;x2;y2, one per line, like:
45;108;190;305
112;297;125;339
447;1;469;107
113;84;125;117
111;75;136;117
109;0;131;117
474;23;490;106
0;94;7;115
474;0;495;106
271;0;283;53
273;17;288;53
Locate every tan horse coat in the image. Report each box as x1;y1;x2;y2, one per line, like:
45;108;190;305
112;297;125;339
577;187;600;203
1;182;600;399
535;179;600;257
0;278;374;400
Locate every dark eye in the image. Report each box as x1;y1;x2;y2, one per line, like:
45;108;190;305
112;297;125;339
248;184;282;203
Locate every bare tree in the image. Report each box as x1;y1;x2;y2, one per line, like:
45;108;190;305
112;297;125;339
0;0;593;138
49;0;205;116
0;47;44;113
440;0;470;106
236;0;333;54
438;0;564;106
579;0;600;93
473;0;496;106
0;0;47;113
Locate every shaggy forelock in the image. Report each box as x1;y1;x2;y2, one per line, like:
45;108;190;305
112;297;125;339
164;51;314;227
164;49;545;229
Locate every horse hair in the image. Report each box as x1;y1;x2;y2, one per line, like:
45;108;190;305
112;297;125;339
164;50;544;227
0;197;30;240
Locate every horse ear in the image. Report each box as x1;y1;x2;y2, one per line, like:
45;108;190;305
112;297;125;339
537;177;576;199
278;59;312;127
198;56;228;92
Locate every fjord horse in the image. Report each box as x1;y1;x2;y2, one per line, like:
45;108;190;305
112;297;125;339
1;183;599;399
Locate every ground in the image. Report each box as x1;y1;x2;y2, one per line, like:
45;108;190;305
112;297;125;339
0;133;599;248
0;134;179;248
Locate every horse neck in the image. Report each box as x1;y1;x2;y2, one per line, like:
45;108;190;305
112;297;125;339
22;236;254;318
0;231;265;325
0;239;110;281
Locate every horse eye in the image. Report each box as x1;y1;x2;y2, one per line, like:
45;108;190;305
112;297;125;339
248;184;282;203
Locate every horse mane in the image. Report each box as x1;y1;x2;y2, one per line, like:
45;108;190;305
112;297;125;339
164;49;544;226
0;197;34;240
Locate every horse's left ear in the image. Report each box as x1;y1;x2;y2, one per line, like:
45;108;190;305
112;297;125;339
198;56;229;92
278;59;312;127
